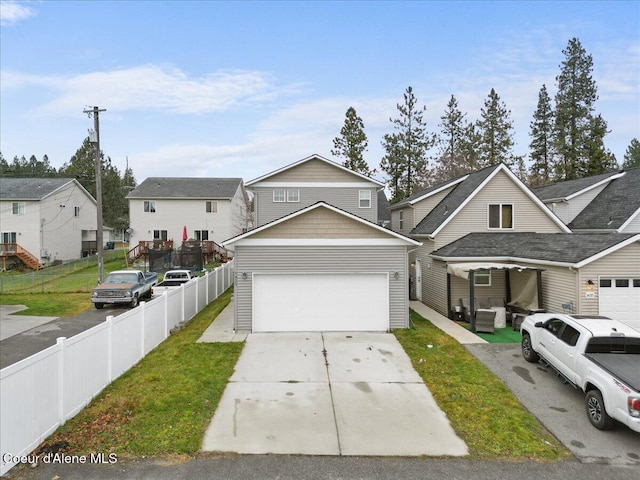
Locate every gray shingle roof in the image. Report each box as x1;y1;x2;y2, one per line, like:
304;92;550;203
377;189;391;224
126;177;243;199
533;171;619;200
410;164;502;235
569;167;640;230
391;174;465;209
0;177;77;200
431;232;638;264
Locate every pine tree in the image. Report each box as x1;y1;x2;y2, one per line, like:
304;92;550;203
380;86;435;201
584;114;617;176
552;38;599;180
331;107;370;175
528;84;554;186
433;95;469;183
622;138;640;168
476;88;515;168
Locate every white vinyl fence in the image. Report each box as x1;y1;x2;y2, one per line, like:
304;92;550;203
0;260;234;476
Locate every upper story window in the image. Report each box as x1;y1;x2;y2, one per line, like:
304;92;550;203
74;206;81;217
206;201;218;213
273;190;286;202
194;230;209;241
359;190;371;208
12;202;25;215
488;203;513;229
399;210;404;230
474;269;491;286
144;200;156;213
287;190;300;202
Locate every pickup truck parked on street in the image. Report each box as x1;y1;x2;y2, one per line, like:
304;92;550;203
91;270;158;309
521;313;640;432
152;269;196;296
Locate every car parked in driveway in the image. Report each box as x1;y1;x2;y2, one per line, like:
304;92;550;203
521;313;640;432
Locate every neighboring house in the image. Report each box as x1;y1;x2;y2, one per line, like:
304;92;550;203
245;154;385;227
389;163;570;311
430;232;640;331
223;202;420;332
126;177;251;253
0;177;98;269
533;167;640;232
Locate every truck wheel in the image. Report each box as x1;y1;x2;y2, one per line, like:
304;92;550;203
95;303;104;310
521;332;540;363
130;294;139;308
585;390;616;430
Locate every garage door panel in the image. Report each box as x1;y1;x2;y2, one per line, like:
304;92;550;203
599;277;640;331
253;274;389;332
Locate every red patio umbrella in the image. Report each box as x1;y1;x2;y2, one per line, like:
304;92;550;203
182;226;188;241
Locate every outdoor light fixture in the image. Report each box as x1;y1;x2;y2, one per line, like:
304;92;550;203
242;272;248;279
394;272;400;279
587;279;594;285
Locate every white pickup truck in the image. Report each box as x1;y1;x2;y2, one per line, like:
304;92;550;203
152;269;196;296
521;313;640;432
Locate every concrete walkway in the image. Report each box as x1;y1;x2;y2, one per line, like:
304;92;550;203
0;305;59;341
409;301;488;344
196;298;249;343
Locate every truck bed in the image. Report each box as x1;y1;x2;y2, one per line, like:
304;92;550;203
584;353;640;392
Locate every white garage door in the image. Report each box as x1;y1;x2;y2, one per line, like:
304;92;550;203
599;277;640;331
253;273;389;332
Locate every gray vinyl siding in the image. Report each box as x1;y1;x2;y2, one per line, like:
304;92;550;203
252;186;378;226
514;261;578;314
425;258;449;316
391;207;414;235
564;183;609;224
620;211;640;233
234;245;409;330
436;170;565;247
579;242;640;316
412;187;456;225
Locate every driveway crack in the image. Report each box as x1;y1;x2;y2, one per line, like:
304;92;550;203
321;332;342;455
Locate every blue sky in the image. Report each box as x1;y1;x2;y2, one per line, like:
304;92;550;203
1;0;638;186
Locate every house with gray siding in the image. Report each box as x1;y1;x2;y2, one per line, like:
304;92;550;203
223;202;420;332
246;154;385;227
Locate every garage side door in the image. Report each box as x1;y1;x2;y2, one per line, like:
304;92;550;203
599;277;640;331
253;273;389;332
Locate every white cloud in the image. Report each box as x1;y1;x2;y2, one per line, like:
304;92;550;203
0;0;35;26
2;65;303;116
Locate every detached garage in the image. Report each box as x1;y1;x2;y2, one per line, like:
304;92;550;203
223;202;421;332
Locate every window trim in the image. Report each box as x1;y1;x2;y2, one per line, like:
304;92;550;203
273;189;286;203
206;200;218;213
12;202;25;215
473;269;491;286
359;190;372;209
399;210;404;230
74;206;81;217
144;200;156;213
287;190;300;203
488;203;514;230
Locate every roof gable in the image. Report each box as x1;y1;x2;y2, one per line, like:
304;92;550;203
245;154;384;187
430;232;639;267
533;170;621;201
390;174;468;210
409;164;569;236
223;202;420;246
127;177;243;199
569;167;640;231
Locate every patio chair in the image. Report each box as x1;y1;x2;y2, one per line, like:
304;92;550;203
459;298;471;322
474;309;496;334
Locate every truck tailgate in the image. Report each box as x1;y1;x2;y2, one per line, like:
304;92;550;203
585;353;640;392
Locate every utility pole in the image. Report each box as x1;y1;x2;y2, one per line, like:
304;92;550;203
84;106;107;283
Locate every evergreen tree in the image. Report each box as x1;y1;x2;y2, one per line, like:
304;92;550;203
552;37;599;180
528;84;554;186
476;88;515;168
622;138;640;168
584;114;617;176
433;95;469;183
459;122;482;172
331;107;370;175
380;86;435;201
0;153;56;176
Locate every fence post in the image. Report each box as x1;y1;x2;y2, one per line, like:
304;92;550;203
106;316;114;383
205;271;209;305
56;337;66;424
180;283;185;323
195;276;199;314
164;292;169;337
140;301;146;359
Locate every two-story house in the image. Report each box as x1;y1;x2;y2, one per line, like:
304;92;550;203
391;164;640;331
223;154;420;332
0;178;98;269
127;177;251;258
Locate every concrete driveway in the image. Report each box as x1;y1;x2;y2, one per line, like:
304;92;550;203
202;332;468;457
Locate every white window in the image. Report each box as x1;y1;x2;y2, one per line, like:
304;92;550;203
287;190;300;202
399;210;404;230
488;204;513;229
206;201;218;213
194;230;209;241
273;190;286;202
153;230;167;241
144;201;156;213
12;202;25;215
474;269;491;286
359;190;371;208
74;206;81;217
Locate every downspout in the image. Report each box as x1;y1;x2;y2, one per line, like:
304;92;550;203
470;271;476;332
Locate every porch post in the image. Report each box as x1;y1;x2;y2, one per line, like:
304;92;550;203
446;273;452;319
469;271;476;332
537;269;544;310
505;269;511;304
